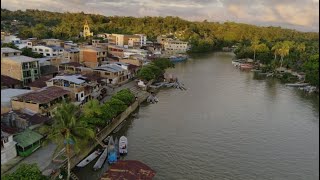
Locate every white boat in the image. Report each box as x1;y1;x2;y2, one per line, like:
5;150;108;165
76;149;102;168
119;136;128;155
93;147;108;171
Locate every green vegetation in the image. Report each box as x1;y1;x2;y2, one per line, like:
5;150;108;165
138;58;174;81
1;9;318;53
39;102;95;180
2;163;47;180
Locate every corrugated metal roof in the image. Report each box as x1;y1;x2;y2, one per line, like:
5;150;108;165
13;129;43;148
2;55;38;63
51;75;85;84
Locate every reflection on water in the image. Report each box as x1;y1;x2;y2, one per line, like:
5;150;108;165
74;52;319;180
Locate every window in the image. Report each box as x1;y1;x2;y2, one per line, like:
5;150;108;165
81;93;84;97
46;53;50;56
34;70;38;74
45;49;49;52
14;53;16;55
39;49;43;52
105;72;110;75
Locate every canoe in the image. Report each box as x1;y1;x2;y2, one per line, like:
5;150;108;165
119;136;128;155
115;137;120;158
93;147;108;171
76;149;102;168
103;136;111;144
107;137;117;164
113;121;126;134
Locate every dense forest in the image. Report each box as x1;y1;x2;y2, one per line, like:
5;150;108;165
1;9;319;86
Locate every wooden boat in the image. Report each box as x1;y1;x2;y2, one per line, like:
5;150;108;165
93;147;108;171
115;137;120;158
107;137;117;164
113;121;126;134
119;136;128;155
103;136;111;144
285;83;309;87
240;63;253;69
76;149;102;168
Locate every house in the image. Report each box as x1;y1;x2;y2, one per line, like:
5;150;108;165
94;63;129;85
46;74;107;103
40;65;58;77
123;49;148;58
120;54;145;67
1;47;22;57
1;55;40;85
114;62;138;79
11;86;71;117
1;110;51;131
1;88;33;114
41;39;64;47
25;75;53;90
107;45;125;58
1;130;17;164
32;45;64;57
2;35;21;44
13;129;43;157
37;56;63;67
79;46;107;68
1;75;22;89
63;48;80;63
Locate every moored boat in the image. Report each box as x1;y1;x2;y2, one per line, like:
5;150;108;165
93;147;108;171
240;63;253;69
107;136;117;164
76;149;102;168
169;54;188;62
119;136;128;155
103;136;111;144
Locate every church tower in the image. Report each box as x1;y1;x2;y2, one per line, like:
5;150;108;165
83;20;93;38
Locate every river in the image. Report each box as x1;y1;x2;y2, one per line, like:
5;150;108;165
74;52;319;180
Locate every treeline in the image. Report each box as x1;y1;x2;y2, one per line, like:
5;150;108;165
1;9;319;53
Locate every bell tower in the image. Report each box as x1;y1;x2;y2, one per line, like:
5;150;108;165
83;20;93;38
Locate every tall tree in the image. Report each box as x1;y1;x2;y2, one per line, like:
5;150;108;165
271;42;282;61
278;41;294;69
41;102;95;180
251;38;260;61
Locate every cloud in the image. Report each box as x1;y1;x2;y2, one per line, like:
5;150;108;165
1;0;318;32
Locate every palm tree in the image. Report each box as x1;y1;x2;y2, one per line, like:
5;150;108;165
271;42;281;61
41;102;95;180
251;38;260;61
278;41;292;69
296;42;306;60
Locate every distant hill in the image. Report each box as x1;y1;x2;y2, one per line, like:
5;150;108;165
1;8;319;52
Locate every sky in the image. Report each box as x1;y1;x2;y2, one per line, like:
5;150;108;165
1;0;319;32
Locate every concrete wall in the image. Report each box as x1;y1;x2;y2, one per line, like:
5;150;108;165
1;59;23;81
11;100;39;113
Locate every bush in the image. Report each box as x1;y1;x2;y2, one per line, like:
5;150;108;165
112;89;135;105
2;163;47;180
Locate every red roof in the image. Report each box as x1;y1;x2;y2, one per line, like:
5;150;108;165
101;160;156;180
14;86;70;104
26;75;52;88
1;75;22;86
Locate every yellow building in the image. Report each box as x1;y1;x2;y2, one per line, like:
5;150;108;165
83;20;93;38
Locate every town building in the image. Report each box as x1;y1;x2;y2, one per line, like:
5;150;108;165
1;75;22;89
94;63;129;85
1;130;17;164
1;47;22;57
32;45;64;57
41;39;64;47
11;86;71;117
63;48;80;63
1;88;33;114
1;55;40;85
13;129;43;157
79;46;107;68
162;40;189;55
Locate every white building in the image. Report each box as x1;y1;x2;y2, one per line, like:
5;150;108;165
123;49;148;58
1;130;17;165
163;40;189;55
2;35;21;44
32;45;64;57
134;34;147;47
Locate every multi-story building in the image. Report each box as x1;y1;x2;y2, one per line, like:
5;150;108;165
32;45;64;57
63;48;80;63
108;34;147;48
94;63;129;85
162;40;189;55
79;46;107;68
107;45;125;58
1;55;40;85
2;35;21;44
46;74;106;103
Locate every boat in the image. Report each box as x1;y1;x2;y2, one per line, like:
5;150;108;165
115;137;120;158
76;149;102;168
240;63;253;69
107;137;117;164
103;136;111;144
119;136;128;155
113;121;126;134
169;55;188;62
285;83;309;87
93;147;108;171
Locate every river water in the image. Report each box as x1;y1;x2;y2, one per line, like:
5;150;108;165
74;52;319;180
